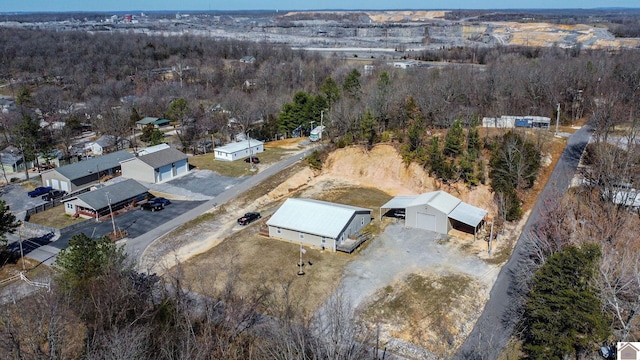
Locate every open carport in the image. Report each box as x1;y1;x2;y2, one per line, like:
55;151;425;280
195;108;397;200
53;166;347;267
380;190;487;239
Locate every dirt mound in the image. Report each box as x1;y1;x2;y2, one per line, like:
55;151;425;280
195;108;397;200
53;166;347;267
320;144;497;215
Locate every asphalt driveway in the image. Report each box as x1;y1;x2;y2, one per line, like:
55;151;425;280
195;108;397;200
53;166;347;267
51;199;206;249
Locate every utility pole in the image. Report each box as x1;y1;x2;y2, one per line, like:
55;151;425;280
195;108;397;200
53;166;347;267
18;222;25;271
555;103;560;136
246;129;255;171
106;192;117;236
320;109;328;140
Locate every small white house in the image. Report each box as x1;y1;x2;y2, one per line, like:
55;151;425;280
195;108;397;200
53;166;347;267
214;139;264;162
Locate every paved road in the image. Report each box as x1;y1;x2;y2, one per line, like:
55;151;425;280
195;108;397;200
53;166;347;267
125;147;320;265
454;125;593;360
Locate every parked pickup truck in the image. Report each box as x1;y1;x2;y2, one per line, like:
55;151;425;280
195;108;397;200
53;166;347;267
28;186;52;198
237;212;261;225
42;190;66;201
141;201;164;212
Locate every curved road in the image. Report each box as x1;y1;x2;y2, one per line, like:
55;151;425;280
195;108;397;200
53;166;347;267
455;125;593;360
124;147;320;264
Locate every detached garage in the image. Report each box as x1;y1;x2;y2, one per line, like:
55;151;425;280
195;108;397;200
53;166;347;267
380;190;487;238
214;139;264;162
267;198;372;253
120;148;189;183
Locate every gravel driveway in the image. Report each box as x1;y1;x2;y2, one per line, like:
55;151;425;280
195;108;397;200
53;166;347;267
339;223;499;311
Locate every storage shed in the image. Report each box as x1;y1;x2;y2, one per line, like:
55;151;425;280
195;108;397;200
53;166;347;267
63;179;148;220
214;139;264;162
41;150;134;193
267;198;372;252
380;190;487;238
120;147;189;183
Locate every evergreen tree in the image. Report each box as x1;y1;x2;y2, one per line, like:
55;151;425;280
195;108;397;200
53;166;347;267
130;107;142;123
466;118;481;158
342;69;362;100
359;109;377;146
54;233;128;292
444;119;464;157
459;151;478;186
521;243;609;359
0;200;19;251
320;77;341;107
166;98;189;124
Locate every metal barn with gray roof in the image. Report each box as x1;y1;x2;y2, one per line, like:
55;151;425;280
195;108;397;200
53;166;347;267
380;190;487;238
40;150;135;193
267;198;372;252
120;147;189;183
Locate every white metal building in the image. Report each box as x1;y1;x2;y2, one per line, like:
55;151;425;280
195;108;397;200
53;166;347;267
214;139;264;161
267;198;372;252
380;190;487;238
120;147;189;183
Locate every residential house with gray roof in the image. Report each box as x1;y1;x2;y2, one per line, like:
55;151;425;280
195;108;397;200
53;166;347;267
63;179;148;220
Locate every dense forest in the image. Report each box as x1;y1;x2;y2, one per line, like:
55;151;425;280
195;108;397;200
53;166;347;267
1;25;640;358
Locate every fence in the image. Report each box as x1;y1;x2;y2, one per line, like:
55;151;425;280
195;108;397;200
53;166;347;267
24;187;92;221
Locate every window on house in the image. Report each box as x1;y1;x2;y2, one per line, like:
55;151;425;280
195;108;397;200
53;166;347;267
321;238;326;243
361;217;364;225
66;203;73;209
299;233;304;239
277;228;281;234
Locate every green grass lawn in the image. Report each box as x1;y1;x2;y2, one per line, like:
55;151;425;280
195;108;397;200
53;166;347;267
27;205;86;229
189;147;295;177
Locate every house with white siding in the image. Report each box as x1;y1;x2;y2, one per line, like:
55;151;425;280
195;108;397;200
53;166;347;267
214;139;264;162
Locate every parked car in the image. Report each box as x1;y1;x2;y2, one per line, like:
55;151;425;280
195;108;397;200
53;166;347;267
141;201;164;212
244;156;260;164
237;212;261;225
152;197;171;206
28;186;52;198
42;190;66;201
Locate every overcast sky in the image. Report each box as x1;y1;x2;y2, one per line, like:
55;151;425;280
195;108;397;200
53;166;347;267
2;0;639;13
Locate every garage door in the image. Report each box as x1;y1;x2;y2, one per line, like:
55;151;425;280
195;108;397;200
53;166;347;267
416;212;436;231
51;179;59;190
60;181;69;192
159;166;172;182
